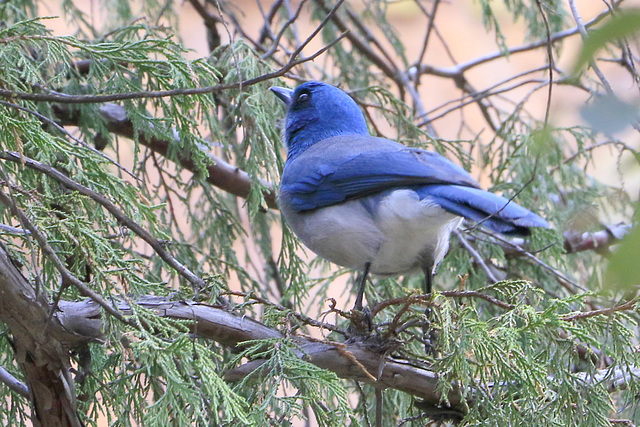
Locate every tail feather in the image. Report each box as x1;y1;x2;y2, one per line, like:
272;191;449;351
415;185;549;236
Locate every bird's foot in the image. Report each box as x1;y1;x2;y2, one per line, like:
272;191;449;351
422;307;439;356
413;400;465;423
347;306;373;337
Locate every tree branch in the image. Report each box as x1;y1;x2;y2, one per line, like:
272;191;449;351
0;187;132;325
312;0;402;91
563;224;631;254
416;8;611;78
0;365;29;398
562;298;638;322
52;296;465;411
568;0;615;95
0;244;83;426
2;238;632;421
52;293;640;416
8;102;632;262
54;102;279;210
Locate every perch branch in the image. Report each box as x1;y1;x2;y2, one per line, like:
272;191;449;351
53;297;464;410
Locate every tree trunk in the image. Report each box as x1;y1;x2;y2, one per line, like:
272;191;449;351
0;245;83;426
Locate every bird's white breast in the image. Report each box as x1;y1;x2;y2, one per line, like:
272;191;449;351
281;189;462;276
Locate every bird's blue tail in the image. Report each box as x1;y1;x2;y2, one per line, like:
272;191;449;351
415;185;549;236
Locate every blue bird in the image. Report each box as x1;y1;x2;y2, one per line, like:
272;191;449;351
271;81;549;310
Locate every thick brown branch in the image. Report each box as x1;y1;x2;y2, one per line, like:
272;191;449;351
54;294;640;414
54;101;279;210
223;341;453;404
54;297;464;410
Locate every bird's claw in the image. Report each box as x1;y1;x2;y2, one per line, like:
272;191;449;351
423;307;439;356
348;306;373;336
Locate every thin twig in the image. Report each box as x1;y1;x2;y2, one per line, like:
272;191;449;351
261;0;308;60
0;100;139;181
419;77;567;126
549;140;636;174
413;0;441;73
417;8;612;77
289;0;347;61
355;382;374;427
312;0;401;90
0;187;131;325
56;102;279;209
397;71;436;136
370;291;515;318
454;230;499;283
222;290;345;335
258;0;285;45
0;23;348;105
344;8;397;73
423;65;553;117
0;151;206;290
562;298;637;321
186;0;221;51
534;0;554;126
568;0;615;95
477;228;586;293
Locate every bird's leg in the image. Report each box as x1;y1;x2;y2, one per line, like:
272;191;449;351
424;270;433;295
422;265;438;355
348;262;373;336
353;262;371;312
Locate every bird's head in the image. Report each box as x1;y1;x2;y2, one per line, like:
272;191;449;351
271;81;369;160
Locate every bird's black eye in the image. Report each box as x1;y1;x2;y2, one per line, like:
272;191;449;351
296;90;310;104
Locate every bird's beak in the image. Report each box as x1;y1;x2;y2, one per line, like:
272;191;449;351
270;86;293;108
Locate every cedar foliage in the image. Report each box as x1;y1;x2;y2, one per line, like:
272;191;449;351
0;1;638;425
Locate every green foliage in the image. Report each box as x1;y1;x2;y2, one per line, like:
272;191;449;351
573;9;640;74
0;0;637;426
0;4;280;425
478;0;566;50
233;338;354;425
431;287;629;426
606;211;640;290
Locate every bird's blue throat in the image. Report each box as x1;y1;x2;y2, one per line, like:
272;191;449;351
285;125;367;161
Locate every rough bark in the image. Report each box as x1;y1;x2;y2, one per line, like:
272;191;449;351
0;245;85;427
53;296;464;412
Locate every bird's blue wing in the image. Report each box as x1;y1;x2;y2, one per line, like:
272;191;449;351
414;185;549;236
281;135;480;211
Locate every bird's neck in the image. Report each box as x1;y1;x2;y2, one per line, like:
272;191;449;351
285;122;368;161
